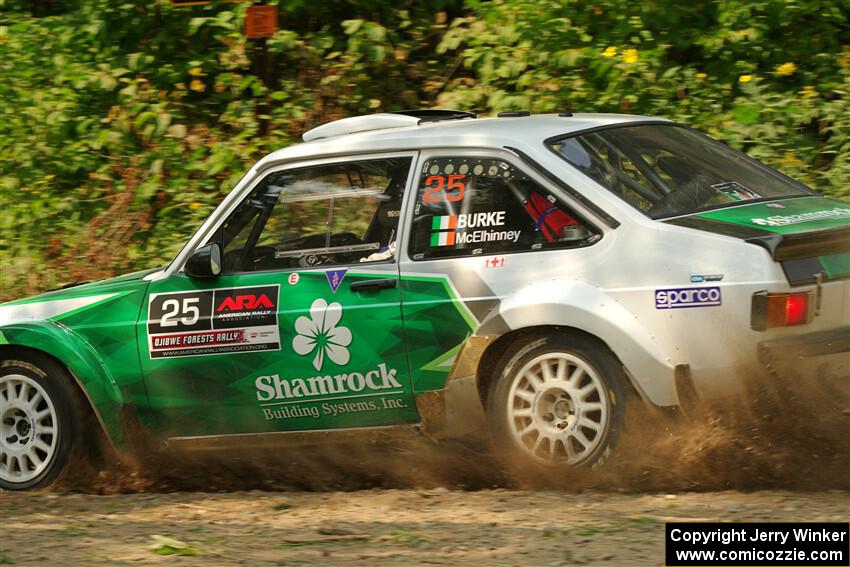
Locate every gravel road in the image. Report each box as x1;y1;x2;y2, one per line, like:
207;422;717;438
2;489;848;566
1;378;847;566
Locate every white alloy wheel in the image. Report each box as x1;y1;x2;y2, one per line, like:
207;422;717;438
0;373;60;485
506;352;610;465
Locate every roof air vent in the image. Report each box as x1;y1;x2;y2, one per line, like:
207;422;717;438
393;109;477;122
497;111;531;118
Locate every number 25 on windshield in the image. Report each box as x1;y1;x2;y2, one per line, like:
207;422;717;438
423;174;466;203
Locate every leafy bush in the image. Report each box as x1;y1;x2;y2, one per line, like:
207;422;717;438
436;0;849;195
0;0;847;299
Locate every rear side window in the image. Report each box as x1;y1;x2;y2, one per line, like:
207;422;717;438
408;157;598;260
548;124;812;218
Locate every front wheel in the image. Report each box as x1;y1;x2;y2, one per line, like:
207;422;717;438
487;333;627;470
0;356;80;490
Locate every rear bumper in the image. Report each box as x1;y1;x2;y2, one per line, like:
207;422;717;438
758;327;850;368
757;327;849;410
683;328;850;407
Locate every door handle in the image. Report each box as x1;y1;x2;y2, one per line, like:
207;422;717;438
350;278;398;292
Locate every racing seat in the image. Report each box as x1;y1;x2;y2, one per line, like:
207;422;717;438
374;198;401;247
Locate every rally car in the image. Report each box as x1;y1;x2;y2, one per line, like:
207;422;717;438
2;110;848;490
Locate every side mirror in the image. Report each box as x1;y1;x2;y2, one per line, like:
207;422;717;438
186;243;222;278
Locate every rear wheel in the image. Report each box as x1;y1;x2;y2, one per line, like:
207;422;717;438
487;333;627;470
0;356;81;490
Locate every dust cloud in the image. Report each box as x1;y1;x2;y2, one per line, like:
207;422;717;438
59;365;848;495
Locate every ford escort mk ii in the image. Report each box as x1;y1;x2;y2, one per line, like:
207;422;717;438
1;110;848;489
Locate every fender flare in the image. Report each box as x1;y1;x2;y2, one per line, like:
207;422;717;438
0;321;128;447
477;279;678;406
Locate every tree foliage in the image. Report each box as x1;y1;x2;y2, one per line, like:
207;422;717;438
0;0;847;299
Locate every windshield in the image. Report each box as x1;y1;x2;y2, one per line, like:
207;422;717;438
547;124;813;219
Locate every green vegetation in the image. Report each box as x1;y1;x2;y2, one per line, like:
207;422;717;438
149;534;204;556
389;528;430;545
1;0;848;299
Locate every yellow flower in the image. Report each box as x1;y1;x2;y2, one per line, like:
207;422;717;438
622;48;638;64
189;202;202;210
602;46;617;58
775;62;796;76
778;151;804;168
696;72;707;79
189;79;206;92
800;85;817;98
738;74;753;83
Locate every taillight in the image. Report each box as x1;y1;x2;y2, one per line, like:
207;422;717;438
751;291;812;331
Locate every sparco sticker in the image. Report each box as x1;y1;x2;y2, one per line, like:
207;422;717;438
147;285;280;358
655;286;722;309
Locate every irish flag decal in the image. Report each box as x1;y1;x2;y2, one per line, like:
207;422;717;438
431;215;457;246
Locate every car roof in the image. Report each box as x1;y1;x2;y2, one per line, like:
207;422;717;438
257;113;670;168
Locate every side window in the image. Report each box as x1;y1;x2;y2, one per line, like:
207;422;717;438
556;135;655;210
409;157;598;260
219;157;410;273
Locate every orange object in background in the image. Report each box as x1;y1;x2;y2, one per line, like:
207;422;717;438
170;0;248;5
245;5;278;39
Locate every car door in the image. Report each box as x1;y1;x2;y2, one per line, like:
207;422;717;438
397;150;605;396
138;153;420;438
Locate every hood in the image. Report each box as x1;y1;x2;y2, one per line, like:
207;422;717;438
0;267;158;327
666;196;850;285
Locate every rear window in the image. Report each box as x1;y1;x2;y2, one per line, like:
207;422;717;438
547;124;813;218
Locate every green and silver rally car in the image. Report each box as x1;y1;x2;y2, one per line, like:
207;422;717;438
2;110;848;489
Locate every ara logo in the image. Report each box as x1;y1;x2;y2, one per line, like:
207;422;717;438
325;269;348;293
212;285;279;329
216;294;274;312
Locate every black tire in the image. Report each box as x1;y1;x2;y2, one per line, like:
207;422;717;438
0;354;83;490
487;332;628;471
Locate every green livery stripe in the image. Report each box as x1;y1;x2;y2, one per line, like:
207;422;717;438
400;273;479;331
52;291;134;321
0;292;131;327
0;330;8;345
820;252;850;279
267;270;478;333
399;273;480;392
693;196;850;235
420;341;465;373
